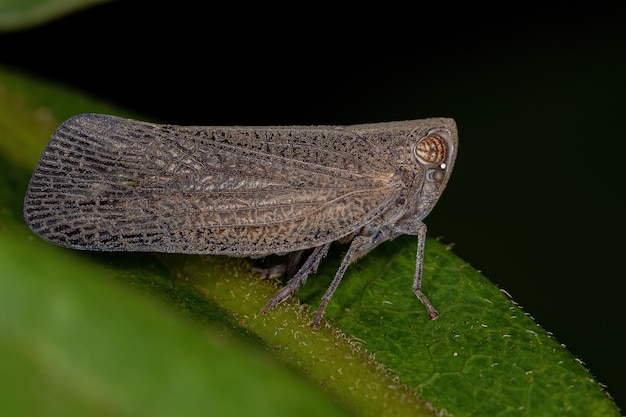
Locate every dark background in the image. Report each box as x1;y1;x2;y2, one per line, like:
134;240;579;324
2;3;625;410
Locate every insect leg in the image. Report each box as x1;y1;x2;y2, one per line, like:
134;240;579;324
251;250;305;279
262;243;331;314
412;222;439;320
312;236;370;328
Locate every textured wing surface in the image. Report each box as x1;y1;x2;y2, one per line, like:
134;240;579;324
24;114;402;255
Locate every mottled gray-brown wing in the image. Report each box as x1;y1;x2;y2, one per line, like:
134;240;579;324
24;114;403;255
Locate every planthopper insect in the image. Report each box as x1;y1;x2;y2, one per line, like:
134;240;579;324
23;114;458;328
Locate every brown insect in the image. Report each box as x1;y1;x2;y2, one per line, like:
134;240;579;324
24;114;458;327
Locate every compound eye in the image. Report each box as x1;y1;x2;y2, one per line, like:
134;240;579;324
414;133;448;166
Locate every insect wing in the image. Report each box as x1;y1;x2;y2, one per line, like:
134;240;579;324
24;114;403;255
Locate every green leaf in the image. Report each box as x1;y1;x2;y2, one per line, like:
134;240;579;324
0;0;112;32
0;64;620;417
318;238;619;415
0;236;357;417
